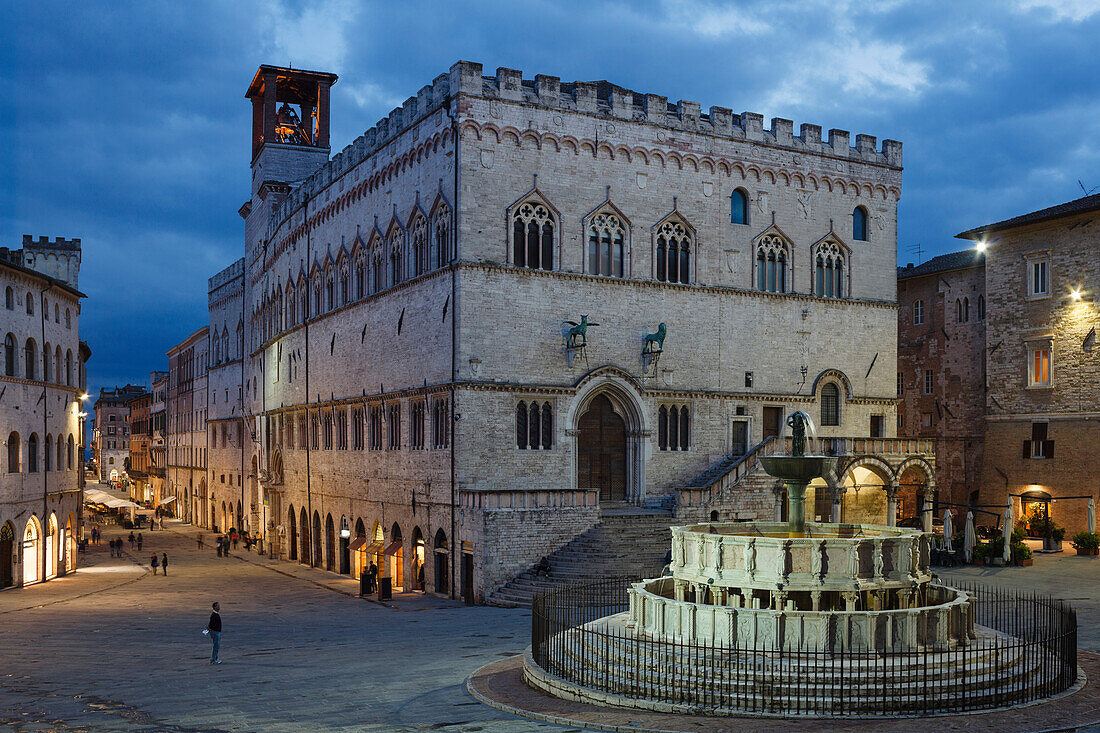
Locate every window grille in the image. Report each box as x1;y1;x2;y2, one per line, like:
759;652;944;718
821;384;840;426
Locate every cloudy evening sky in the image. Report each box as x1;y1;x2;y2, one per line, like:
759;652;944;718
3;0;1099;396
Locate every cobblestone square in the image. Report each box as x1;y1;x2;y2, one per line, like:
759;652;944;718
0;521;569;732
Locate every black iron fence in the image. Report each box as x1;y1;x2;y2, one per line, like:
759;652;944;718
530;577;1077;717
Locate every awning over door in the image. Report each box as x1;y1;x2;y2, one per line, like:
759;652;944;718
347;537;367;553
383;540;403;555
158;496;177;505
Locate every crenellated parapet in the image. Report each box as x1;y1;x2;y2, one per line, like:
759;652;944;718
267;60;901;244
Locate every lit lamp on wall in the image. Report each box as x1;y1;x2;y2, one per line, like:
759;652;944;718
340;518;351;539
975;239;988;253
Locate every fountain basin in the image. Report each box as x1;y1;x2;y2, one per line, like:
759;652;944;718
759;454;837;483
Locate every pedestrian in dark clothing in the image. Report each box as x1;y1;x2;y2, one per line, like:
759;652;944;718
197;533;204;549
150;553;159;575
205;602;222;664
223;537;230;557
128;532;135;550
367;562;378;593
137;533;143;551
109;538;117;557
161;553;168;576
216;539;222;557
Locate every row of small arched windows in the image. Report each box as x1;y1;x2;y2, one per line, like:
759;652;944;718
255;206;453;345
3;334;74;385
6;432;76;473
956;296;985;323
4;287;72;327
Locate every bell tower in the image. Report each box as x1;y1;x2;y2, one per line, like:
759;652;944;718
245;65;338;194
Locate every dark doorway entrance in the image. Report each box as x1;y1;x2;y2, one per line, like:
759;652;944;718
763;406;783;440
578;395;627;502
0;523;12;588
461;552;474;605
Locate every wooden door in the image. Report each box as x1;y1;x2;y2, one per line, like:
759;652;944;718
763;407;783;439
578;395;627;502
0;535;11;588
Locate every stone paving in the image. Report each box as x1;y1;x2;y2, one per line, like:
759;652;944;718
2;515;1098;732
0;520;571;732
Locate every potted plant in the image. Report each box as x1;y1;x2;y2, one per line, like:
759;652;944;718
972;542;990;566
1013;542;1033;566
1071;531;1100;556
1045;526;1066;552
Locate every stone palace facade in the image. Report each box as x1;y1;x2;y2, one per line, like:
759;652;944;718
193;62;935;603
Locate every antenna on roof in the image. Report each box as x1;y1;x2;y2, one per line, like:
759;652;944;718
1079;180;1099;196
906;242;924;264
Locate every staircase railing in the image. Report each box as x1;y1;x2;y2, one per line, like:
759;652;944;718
676;436;938;509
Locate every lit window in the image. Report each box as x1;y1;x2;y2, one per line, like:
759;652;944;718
1029;347;1051;387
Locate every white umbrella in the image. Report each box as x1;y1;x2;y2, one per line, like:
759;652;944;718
1089;498;1096;535
963;511;976;563
1002;499;1014;563
942;509;954;552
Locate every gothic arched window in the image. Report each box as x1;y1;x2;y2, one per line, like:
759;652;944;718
813;241;846;298
512;201;554;270
355;257;365;299
42;342;51;382
390;229;405;286
658;404;690;450
516;401;552;449
656;218;691;284
3;287;11;310
731;188;749;225
411;216;428;277
756;234;789;293
325;267;335;311
587;211;625;278
853;206;869;241
434;204;452;269
24;339;36;380
339;263;349;305
821;383;841;426
25;292;32;315
977;295;985;321
286;283;296;327
27;434;38;473
7;432;19;472
515;403;528;449
3;334;14;377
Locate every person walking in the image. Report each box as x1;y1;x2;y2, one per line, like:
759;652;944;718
137;533;143;552
128;532;135;550
150;553;159;575
161;553;168;576
111;538;118;557
216;538;222;557
367;562;378;594
197;533;204;549
205;602;222;664
223;537;230;557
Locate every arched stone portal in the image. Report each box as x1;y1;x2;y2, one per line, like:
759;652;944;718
569;373;647;504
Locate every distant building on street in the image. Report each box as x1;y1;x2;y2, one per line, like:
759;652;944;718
0;235;86;588
127;391;152;503
896;250;986;514
92;384;144;484
148;371;168;507
958;193;1100;534
166;328;208;525
206;259;246;533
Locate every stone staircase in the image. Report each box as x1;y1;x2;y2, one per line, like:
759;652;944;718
485;506;676;608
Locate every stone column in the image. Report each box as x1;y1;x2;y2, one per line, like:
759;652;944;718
885;481;900;527
830;481;845;524
922;483;936;533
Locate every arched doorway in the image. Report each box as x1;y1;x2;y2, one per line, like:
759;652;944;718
412;527;425;591
299;507;310;564
434;529;449;595
387;523;403;591
351;518;366;578
324;514;335;572
338;516;350;575
839;459;893;525
22;517;41;586
0;522;14;588
288;505;298;561
577;394;627;502
371;522;384;576
45;513;58;580
311;511;322;568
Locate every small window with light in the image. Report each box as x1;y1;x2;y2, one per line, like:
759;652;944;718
1029;346;1051;387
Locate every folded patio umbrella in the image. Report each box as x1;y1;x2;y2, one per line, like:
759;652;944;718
942;509;954;552
963;511;976;563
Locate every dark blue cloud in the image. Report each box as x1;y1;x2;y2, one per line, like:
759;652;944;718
2;0;1098;393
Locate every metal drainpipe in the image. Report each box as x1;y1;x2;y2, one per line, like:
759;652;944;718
38;283;49;582
303;196;313;566
444;94;459;601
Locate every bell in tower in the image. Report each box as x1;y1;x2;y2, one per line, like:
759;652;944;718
246;65;339;161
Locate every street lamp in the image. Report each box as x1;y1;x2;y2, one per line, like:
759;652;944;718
975;240;987;253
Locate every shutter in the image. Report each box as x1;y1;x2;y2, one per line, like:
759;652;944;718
1022;440;1031;460
1044;441;1054;459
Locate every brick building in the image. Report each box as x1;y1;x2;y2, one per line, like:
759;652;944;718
166;328;207;525
0;236;86;588
897;250;986;514
958;193;1100;533
92;384;144;483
